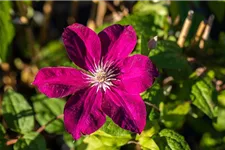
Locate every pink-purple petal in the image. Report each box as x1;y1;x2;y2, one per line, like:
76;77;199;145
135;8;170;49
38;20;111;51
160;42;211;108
64;87;106;140
98;24;137;62
33;67;89;98
116;54;159;94
62;23;101;71
102;88;146;133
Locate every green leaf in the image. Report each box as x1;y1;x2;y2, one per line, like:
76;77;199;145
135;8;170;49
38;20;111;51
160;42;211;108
218;90;225;107
141;34;149;56
0;123;9;150
39;41;69;67
63;132;86;149
0;138;10;150
133;1;168;16
84;130;132;150
13;132;46;150
2;90;34;133
32;94;65;134
0;1;15;62
159;129;190;150
213;107;225;131
149;41;191;79
139;137;160;150
0;123;6;136
160;102;191;129
191;75;218;119
100;117;131;136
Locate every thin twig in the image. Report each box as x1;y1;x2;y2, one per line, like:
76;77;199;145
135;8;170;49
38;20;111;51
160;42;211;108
6;114;64;146
36;114;64;133
144;101;160;112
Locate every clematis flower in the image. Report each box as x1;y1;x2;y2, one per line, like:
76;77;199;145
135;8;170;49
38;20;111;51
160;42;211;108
33;23;158;140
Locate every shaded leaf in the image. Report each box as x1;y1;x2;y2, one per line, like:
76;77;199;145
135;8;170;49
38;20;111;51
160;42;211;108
32;94;65;134
2;90;34;133
13;132;46;150
149;41;191;79
159;129;190;150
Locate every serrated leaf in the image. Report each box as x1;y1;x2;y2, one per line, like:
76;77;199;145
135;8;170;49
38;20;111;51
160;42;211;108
149;41;191;79
13;132;46;150
191;76;218;119
32;94;65;134
100;117;131;136
159;129;190;150
2;90;34;133
0;1;15;62
84;130;131;149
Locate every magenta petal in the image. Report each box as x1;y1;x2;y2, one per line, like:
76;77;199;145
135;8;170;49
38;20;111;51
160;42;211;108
64;87;106;140
62;23;101;71
98;24;137;62
33;67;89;98
102;88;146;133
117;54;158;94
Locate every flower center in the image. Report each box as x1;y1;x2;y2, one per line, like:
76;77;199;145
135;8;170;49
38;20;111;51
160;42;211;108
95;70;107;83
85;61;119;91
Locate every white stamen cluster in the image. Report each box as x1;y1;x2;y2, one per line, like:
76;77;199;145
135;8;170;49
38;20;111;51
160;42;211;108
86;61;118;91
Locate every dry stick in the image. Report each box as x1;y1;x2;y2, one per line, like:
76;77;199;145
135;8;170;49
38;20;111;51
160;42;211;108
177;10;194;48
6;114;64;146
67;1;78;25
199;15;214;49
87;0;98;30
144;101;160;112
40;1;54;46
96;1;107;27
191;20;206;45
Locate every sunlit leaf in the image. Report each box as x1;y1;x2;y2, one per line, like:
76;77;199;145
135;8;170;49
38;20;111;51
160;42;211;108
84;130;131;150
213;107;225;131
191;75;218;119
159;129;190;150
13;132;46;150
2;90;34;133
32;94;65;134
100;117;131;136
160;102;191;129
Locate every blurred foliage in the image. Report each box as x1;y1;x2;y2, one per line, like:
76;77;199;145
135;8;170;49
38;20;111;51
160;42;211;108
1;1;225;150
0;1;15;62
